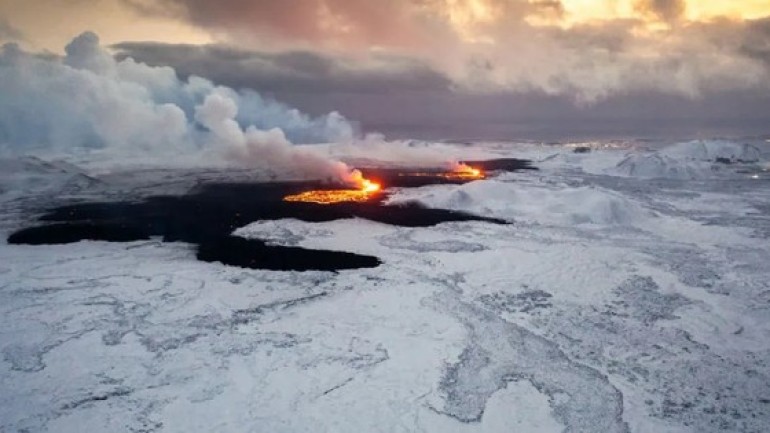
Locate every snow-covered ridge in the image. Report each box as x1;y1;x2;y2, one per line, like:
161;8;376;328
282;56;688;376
532;139;768;180
0;156;100;200
387;180;654;226
609;140;765;179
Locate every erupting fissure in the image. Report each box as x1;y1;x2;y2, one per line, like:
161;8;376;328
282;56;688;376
447;163;484;180
397;162;485;180
282;163;483;205
283;172;382;205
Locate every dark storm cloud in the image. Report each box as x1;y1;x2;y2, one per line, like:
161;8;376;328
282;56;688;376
112;42;452;94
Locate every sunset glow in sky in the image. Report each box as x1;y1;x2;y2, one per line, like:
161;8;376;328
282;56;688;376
3;1;769;52
2;0;770;139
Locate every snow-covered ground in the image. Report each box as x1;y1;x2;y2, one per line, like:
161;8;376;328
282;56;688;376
1;139;769;432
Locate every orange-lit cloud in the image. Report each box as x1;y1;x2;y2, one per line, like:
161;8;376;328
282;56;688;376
0;0;212;52
559;0;770;24
3;0;770;103
5;1;770;51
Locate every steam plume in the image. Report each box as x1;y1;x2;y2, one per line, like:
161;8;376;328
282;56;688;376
0;32;360;183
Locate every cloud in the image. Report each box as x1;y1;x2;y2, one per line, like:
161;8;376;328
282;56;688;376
111;35;770;141
0;32;366;183
0;18;24;42
112;42;452;95
635;0;686;23
125;0;770;104
740;17;770;66
130;0;446;51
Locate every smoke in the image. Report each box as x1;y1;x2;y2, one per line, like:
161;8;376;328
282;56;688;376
330;133;487;169
0;31;360;183
195;91;360;184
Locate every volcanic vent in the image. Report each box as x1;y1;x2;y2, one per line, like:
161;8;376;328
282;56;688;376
283;171;383;205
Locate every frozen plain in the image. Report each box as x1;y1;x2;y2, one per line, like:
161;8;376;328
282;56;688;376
1;139;769;432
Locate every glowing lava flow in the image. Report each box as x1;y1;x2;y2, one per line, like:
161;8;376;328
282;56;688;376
395;163;485;180
283;178;382;205
446;163;484;180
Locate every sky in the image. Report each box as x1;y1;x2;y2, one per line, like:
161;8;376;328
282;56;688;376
2;0;770;140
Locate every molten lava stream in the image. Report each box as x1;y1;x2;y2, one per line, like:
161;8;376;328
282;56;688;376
396;163;485;180
446;163;484;180
283;178;382;205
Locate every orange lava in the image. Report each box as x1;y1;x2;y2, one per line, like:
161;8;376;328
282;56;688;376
361;178;381;193
446;163;484;180
396;163;485;180
283;178;382;205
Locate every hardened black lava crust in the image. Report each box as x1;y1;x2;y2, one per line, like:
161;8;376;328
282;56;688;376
9;159;534;271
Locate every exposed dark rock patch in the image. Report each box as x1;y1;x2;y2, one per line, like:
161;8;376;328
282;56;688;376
9;222;151;245
198;236;380;271
462;158;538;172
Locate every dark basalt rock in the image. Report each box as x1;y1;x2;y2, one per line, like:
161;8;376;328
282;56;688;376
197;236;381;271
9;183;503;271
9;222;151;245
462;158;538;171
